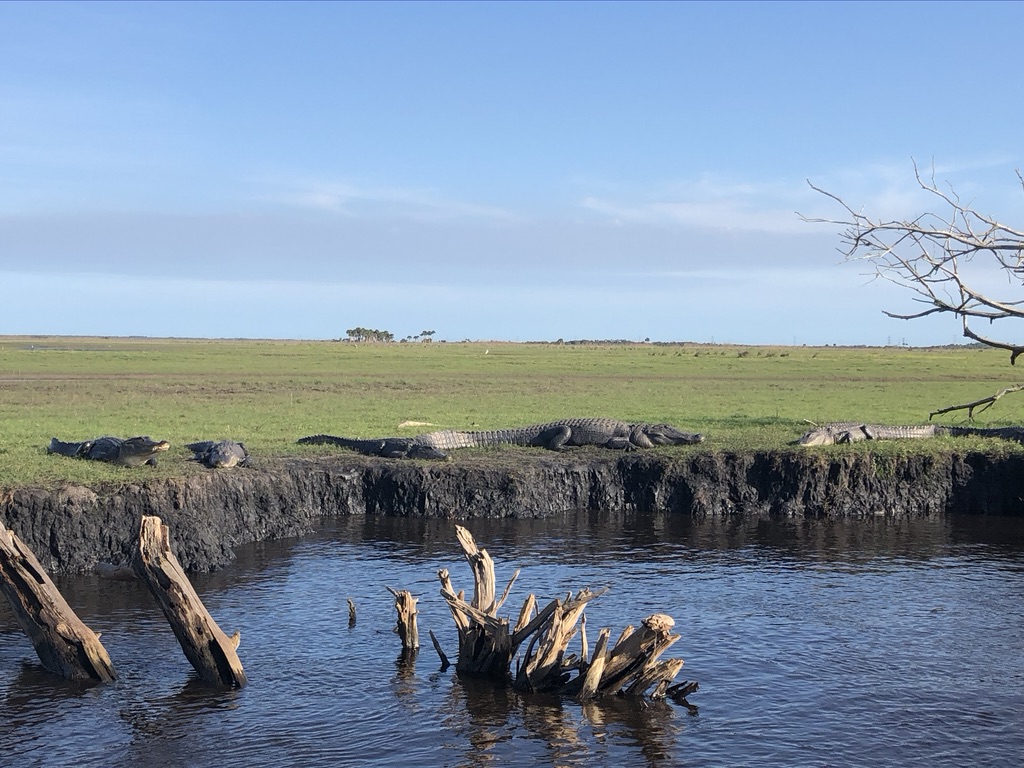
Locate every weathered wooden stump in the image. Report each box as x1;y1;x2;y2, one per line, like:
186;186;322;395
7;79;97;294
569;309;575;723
387;586;420;650
0;520;116;682
438;524;696;707
132;515;247;688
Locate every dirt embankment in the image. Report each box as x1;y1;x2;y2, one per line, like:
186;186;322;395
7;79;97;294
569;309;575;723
2;450;1021;574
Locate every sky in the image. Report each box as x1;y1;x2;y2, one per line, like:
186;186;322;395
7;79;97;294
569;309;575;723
3;0;1024;345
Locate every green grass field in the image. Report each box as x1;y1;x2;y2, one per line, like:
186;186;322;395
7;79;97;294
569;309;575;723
2;336;1023;488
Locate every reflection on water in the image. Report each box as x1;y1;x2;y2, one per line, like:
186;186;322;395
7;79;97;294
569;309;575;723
437;675;685;768
1;512;1023;767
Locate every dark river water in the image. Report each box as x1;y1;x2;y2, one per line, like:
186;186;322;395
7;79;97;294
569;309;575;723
2;511;1023;768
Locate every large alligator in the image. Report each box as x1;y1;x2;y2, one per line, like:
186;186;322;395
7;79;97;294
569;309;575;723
299;417;704;459
417;418;704;452
185;439;250;468
795;421;1024;446
47;435;171;466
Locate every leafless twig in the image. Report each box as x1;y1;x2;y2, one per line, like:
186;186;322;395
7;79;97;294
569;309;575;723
800;160;1024;366
801;161;1024;414
929;384;1024;420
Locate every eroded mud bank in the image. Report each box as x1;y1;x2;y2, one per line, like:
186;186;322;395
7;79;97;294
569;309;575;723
2;450;1021;574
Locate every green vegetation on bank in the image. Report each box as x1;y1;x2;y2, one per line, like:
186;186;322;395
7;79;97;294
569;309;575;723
2;336;1023;488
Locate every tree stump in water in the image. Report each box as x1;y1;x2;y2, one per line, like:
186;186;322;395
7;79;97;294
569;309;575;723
438;524;696;707
387;586;420;650
132;515;247;688
0;520;117;682
438;524;524;679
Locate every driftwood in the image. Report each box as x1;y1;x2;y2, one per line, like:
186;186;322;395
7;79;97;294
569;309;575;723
0;520;117;682
387;586;420;650
438;525;696;707
132;515;247;688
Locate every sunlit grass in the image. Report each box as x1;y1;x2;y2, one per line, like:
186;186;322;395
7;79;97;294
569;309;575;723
2;336;1023;488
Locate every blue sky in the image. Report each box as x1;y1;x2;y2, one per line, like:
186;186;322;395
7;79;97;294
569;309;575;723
2;1;1023;344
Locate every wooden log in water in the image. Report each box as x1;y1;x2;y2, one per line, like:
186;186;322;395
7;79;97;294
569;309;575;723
132;515;247;688
0;520;116;682
387;586;420;649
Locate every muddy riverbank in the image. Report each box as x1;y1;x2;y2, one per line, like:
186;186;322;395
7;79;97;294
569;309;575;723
2;450;1021;574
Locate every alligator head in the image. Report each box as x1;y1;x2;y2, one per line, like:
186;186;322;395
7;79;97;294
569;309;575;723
795;428;836;446
634;423;705;446
794;423;866;446
193;440;249;468
113;436;171;466
207;445;246;467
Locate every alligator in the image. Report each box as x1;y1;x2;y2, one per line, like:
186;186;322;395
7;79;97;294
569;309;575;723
47;436;171;466
795;421;1024;446
296;435;450;460
185;439;250;468
299;418;704;459
416;418;704;452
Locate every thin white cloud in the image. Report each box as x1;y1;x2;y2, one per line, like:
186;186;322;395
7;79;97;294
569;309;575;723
254;176;522;223
582;197;811;235
579;174;825;235
642;265;862;287
577;160;1024;241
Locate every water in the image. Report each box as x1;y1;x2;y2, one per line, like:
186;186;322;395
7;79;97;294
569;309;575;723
2;512;1022;768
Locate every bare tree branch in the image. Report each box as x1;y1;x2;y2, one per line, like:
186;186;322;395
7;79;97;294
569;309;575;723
960;323;1024;365
802;161;1024;415
929;384;1024;420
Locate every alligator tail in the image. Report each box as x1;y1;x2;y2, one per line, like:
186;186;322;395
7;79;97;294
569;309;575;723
297;434;345;446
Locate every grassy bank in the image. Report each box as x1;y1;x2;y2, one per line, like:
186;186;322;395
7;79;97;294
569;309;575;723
2;336;1023;487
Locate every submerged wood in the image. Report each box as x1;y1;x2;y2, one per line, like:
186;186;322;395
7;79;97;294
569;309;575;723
667;680;701;713
0;520;117;682
429;629;451;670
387;586;420;649
438;525;696;707
132;515;247;688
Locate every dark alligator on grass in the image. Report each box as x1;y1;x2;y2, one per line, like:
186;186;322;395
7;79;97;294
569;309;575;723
795;421;1024;446
299;417;704;459
47;436;171;466
185;440;250;468
296;435;449;460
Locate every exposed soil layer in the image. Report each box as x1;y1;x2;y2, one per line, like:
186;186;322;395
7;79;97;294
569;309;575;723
2;450;1021;574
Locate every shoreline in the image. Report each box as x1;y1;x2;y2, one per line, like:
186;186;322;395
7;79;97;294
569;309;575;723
2;449;1021;574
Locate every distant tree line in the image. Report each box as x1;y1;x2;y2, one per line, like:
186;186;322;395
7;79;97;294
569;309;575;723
341;328;437;343
343;327;394;343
